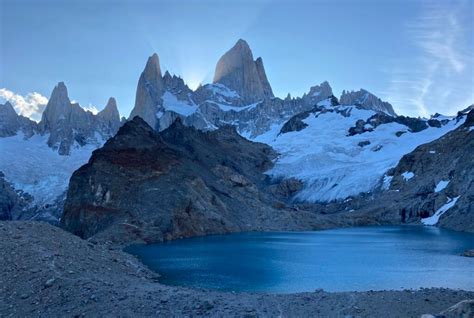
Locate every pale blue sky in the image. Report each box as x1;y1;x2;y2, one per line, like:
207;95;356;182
1;0;472;120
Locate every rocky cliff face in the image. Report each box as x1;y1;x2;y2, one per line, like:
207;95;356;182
128;54;194;130
0;172;26;220
129;54;164;129
184;87;334;138
382;110;474;231
61;117;324;243
97;97;121;133
340;89;396;116
213;39;274;104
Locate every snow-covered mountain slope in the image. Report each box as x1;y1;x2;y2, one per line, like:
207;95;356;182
0;83;121;221
254;100;466;202
0;133;100;209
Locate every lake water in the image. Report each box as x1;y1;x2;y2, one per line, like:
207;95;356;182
126;226;474;293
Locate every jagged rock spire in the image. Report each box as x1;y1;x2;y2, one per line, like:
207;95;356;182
213;39;274;104
97;97;121;132
98;97;119;119
255;57;273;99
340;89;396;116
144;53;162;81
39;82;72;131
129;53;164;129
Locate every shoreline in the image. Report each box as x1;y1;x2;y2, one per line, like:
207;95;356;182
2;221;473;317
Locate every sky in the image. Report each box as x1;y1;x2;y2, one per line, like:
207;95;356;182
0;0;472;120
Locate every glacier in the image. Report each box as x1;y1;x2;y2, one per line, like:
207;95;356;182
254;102;465;202
0;133;100;207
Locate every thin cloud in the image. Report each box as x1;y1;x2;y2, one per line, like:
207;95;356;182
383;1;473;117
0;88;48;122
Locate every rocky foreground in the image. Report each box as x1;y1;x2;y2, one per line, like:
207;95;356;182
1;221;473;317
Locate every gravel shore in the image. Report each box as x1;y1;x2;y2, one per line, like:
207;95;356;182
1;221;472;317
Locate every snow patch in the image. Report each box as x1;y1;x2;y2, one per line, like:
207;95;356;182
402;171;415;181
161;91;197;116
421;196;460;225
206;83;239;98
206;100;260;113
435;180;450;193
0;133;99;207
317;98;333;107
382;175;393;190
429;150;436;154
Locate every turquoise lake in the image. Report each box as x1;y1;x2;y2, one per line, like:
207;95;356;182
126;226;474;293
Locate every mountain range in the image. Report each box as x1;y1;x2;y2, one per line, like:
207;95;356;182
1;39;472;237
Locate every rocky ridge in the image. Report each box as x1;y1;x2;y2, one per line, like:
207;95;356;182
127;39;393;138
383;109;474;231
61;117;330;243
340;88;397;116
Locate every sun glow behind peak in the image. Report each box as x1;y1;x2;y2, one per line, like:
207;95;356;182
184;74;204;91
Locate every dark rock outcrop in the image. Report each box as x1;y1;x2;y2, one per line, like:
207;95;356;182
348;119;373;136
279;111;310;134
279;99;340;135
461;249;474;257
348;112;429;136
61;117;319;243
0;172;22;220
